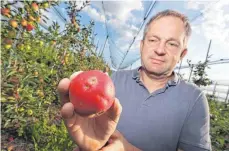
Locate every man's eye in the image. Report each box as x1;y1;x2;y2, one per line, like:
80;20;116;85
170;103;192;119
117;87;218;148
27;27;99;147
169;42;178;47
149;39;157;42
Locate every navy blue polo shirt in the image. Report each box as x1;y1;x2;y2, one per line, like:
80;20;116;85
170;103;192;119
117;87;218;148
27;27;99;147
111;67;211;151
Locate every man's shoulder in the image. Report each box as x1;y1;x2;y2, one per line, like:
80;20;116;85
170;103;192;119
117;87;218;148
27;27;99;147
178;79;207;104
179;79;203;94
112;69;134;75
111;69;135;78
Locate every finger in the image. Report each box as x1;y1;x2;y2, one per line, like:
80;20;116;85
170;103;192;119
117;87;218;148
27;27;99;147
70;71;83;81
108;138;114;144
72;146;80;151
106;98;122;123
112;130;122;138
58;71;83;106
58;78;70;106
107;130;121;141
98;139;119;151
61;102;82;129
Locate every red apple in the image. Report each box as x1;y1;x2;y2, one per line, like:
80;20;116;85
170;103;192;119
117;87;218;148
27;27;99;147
26;24;34;31
8;136;14;142
32;2;39;11
4;38;13;45
1;8;10;16
69;70;115;117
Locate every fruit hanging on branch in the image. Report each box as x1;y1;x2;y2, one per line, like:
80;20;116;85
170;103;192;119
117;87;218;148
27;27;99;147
4;38;13;45
27;109;33;116
16;43;24;51
71;19;80;32
1;8;10;15
43;2;49;9
26;23;34;31
21;19;28;27
9;19;18;28
39;41;44;46
31;2;39;12
50;40;56;45
67;1;90;32
1;8;10;17
28;15;36;22
7;31;16;38
4;44;12;49
3;38;13;49
36;16;41;23
69;70;115;117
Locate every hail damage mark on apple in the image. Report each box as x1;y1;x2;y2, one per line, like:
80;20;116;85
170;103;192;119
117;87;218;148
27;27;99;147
88;76;97;85
84;84;90;90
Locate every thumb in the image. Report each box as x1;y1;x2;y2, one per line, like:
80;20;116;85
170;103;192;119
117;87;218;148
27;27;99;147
73;146;80;151
106;98;122;123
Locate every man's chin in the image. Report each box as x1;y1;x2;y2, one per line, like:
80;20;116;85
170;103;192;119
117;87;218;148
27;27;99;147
144;68;166;76
149;71;165;77
143;67;171;77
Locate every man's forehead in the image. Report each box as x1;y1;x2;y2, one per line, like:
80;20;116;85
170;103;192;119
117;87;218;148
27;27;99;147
147;18;186;38
150;16;184;26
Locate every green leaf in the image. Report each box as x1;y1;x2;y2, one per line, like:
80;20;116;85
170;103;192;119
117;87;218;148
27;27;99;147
4;119;11;128
7;70;17;77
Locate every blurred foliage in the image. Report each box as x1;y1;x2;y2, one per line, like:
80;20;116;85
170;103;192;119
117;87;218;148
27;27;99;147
1;1;109;150
188;50;229;150
208;96;229;151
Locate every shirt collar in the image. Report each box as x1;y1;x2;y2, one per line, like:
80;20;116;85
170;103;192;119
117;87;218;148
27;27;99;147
132;66;180;86
132;66;142;81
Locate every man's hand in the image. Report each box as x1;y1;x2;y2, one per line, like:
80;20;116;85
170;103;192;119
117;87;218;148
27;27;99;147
98;130;142;151
73;130;142;151
98;130;130;151
58;71;122;151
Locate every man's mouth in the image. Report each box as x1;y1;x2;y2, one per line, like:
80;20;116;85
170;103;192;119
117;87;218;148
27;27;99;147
150;58;165;64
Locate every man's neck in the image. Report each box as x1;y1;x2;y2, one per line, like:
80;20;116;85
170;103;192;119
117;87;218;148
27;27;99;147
139;68;174;93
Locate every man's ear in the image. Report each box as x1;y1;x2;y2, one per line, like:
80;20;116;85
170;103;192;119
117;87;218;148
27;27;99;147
140;40;144;53
180;48;187;60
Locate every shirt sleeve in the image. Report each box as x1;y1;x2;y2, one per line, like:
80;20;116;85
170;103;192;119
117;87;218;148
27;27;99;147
178;92;212;151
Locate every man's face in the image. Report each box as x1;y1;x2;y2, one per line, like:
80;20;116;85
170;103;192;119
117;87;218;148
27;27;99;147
140;16;187;76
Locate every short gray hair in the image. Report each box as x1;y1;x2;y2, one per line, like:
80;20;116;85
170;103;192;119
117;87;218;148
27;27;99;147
143;9;192;41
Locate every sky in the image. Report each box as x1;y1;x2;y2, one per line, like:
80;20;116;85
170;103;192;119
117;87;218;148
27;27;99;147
7;0;229;82
91;0;229;82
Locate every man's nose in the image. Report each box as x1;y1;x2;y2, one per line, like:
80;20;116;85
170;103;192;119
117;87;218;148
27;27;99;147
155;41;166;56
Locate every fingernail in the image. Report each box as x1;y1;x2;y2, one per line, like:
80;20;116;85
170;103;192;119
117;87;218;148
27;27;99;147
70;71;83;80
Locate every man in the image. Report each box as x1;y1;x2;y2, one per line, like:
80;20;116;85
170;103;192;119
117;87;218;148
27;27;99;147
58;10;211;151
